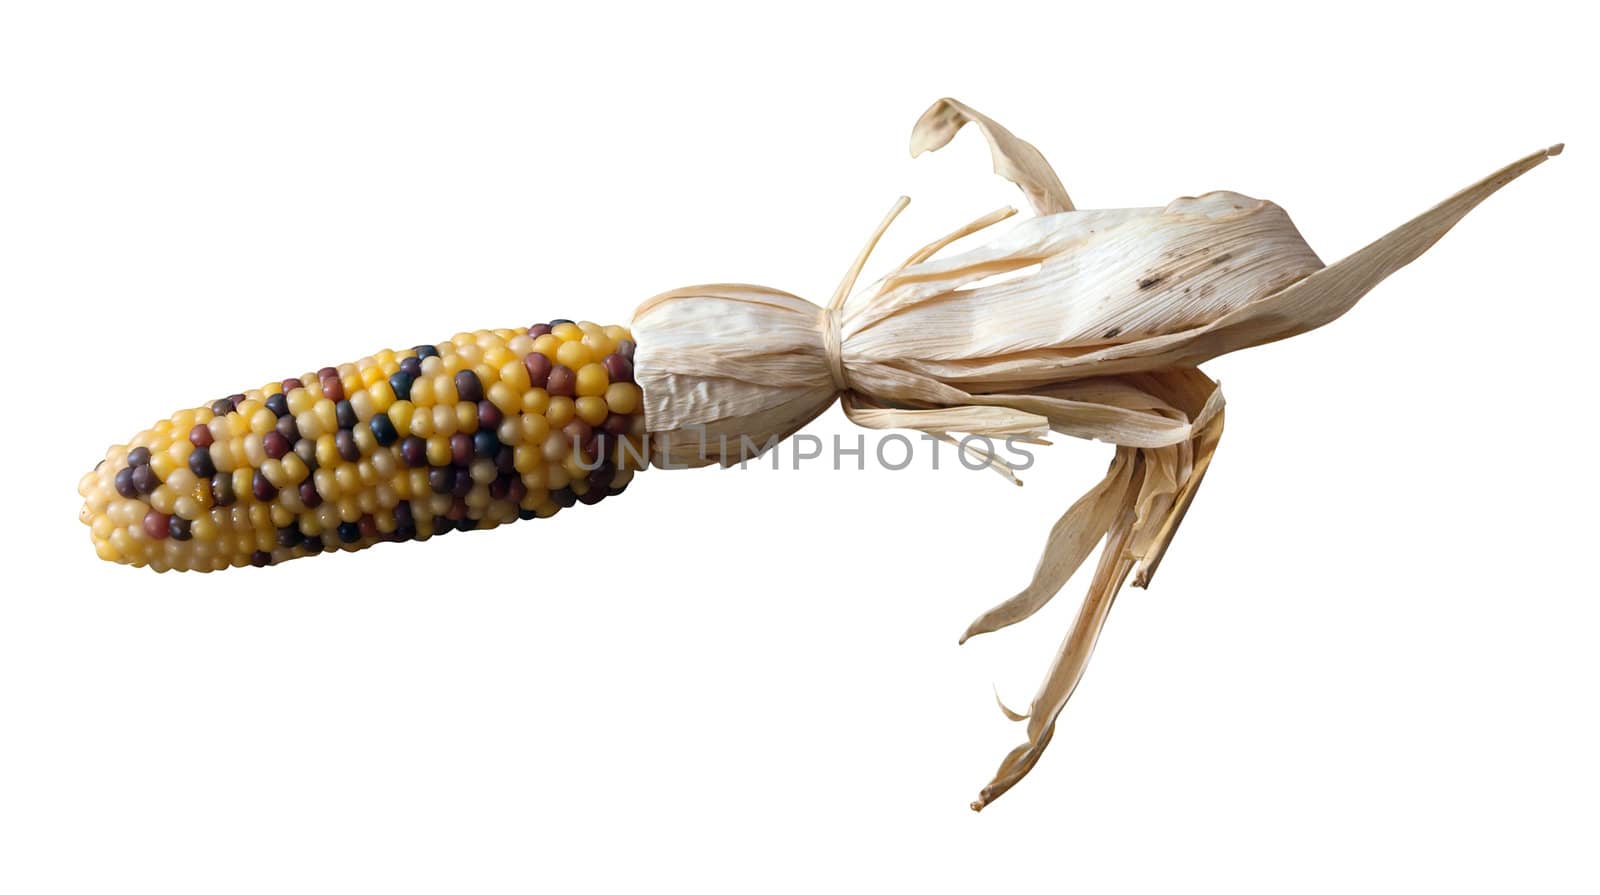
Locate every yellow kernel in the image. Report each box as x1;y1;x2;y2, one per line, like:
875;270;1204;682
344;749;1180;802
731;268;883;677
353;425;376;455
513;444;543;473
431;404;457;436
499;359;531;393
442;354;466;375
281;452;308;484
334;463;360;494
358;460;378;486
604;324;629;342
522;413;551;445
149;485;177;514
269;504;294;528
191;518;218;541
582;332;615;358
409;468;430;497
555;340;591;369
388;399;414;432
232;469;255;503
235;399;263;421
521;388;550;415
575;363;609;397
367;381;395;413
426;436;451;466
410;375;435;406
409;407;434;437
604;382;642;415
454;402;478;433
150;451;178;479
361;365;385;387
287;388;314;415
542;434;570;462
532;334;561;359
546;397;575;428
313;399;338;434
575;396;609;426
485;347;514;370
552;322;584;342
261;459;287;489
543;464;571;490
316;434;339;468
189;480;213;511
487;381;519;415
433;374;458;406
349;390;375;421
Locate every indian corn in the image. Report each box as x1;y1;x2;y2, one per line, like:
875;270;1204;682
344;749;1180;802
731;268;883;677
77;322;645;571
77;98;1561;811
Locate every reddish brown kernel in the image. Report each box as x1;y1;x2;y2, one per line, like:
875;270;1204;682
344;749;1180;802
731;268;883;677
547;365;576;397
143;510;171;540
190;424;214;448
523;353;552;389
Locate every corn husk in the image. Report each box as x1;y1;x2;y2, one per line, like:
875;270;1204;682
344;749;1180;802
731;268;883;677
632;98;1560;809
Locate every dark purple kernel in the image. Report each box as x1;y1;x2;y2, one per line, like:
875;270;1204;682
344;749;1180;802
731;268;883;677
388;371;414;401
550;487;577;508
454;517;477;532
228;394;247;410
277;526;304;548
131;464;159;495
523;353;552;389
578;486;606;506
453;370;483;403
369;413;398;446
281;377;303;392
450;433;473;466
298;480;321;509
210;473;236;507
428;467;454;494
472;429;499;459
275;415;300;444
562;420;592;450
587;463;616;488
210;399;234;416
446;499;469;521
488;476;510;500
477;400;503;430
168;515;192;541
252;471;277;501
494;445;515;474
602;413;631;437
607;484;628;497
518;508;538;520
549;318;574;326
264;393;289;418
399;356;422;378
335;430;360;462
393;501;414;529
301;535;323;553
414;344;440;360
262;431;290;460
602;353;634;383
615;339;636;360
188;447;216;478
127;446;151;467
546;365;576;397
189;424;214;448
507;477;527;504
399;436;427;467
527;323;553;338
114;467;138;499
335;400;357;430
449;468;473;497
320;377;345;402
392;526;416;542
336;521;361;544
142;510;170;540
251;550;272;567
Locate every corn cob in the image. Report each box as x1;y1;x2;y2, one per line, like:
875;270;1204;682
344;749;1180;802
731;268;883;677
77;321;646;572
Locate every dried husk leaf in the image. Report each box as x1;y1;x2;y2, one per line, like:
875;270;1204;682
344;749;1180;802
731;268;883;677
630;99;1559;809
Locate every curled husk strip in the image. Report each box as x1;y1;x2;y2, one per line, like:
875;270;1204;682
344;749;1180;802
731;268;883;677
632;98;1560;809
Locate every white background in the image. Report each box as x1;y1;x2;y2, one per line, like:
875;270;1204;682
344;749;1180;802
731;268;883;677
2;2;1595;892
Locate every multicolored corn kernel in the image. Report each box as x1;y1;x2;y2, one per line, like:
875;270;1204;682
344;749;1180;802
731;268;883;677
78;321;646;572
